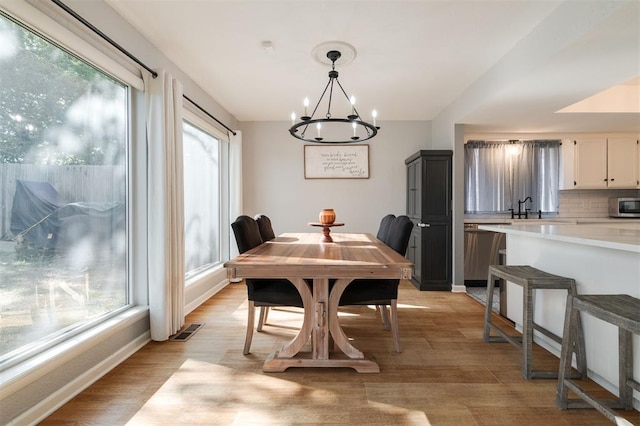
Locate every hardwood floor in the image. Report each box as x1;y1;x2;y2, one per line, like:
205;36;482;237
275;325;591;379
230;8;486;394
42;281;639;425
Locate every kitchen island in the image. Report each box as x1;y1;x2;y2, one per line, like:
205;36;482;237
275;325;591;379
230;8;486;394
479;222;640;408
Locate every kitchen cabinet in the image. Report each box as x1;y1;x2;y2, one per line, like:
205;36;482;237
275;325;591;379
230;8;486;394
405;150;452;291
573;138;607;189
608;138;639;188
562;138;639;189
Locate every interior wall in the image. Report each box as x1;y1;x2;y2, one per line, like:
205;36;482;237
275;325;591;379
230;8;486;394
239;121;431;235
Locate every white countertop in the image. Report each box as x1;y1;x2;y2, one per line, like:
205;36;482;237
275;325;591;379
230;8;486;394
465;216;640;225
478;222;640;253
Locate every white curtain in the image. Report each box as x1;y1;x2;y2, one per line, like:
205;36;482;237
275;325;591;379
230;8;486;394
229;130;242;259
143;69;185;341
465;140;560;214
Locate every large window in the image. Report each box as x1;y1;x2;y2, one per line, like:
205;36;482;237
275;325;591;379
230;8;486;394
0;13;129;363
183;119;222;278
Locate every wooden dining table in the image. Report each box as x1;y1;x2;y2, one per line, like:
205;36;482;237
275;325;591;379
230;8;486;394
224;232;413;373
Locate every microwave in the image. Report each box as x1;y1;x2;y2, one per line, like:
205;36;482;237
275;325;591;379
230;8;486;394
609;197;640;218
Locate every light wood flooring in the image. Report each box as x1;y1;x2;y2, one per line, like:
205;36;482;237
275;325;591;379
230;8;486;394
42;281;639;425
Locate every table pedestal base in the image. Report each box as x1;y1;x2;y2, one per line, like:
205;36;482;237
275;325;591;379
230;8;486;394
263;352;380;373
308;222;344;243
320;226;333;243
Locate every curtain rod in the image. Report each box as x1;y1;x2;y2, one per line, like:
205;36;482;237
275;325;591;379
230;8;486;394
50;0;236;136
183;95;236;135
50;0;156;77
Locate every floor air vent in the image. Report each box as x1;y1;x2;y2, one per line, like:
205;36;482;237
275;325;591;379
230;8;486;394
170;323;204;342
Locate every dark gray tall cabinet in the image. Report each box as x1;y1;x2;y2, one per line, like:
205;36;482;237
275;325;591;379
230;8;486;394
405;150;453;291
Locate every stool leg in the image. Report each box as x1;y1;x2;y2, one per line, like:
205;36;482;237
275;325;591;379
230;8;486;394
523;284;534;379
569;283;587;379
619;328;633;410
483;269;496;343
557;294;577;409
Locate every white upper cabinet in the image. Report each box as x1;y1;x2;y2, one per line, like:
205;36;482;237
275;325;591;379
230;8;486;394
562;137;639;189
574;138;608;189
607;138;639;188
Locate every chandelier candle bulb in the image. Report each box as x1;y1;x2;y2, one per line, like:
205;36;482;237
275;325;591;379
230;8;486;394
352;121;357;137
304;98;309;116
350;96;356;115
372;110;377;127
291;112;296;126
316;123;321;138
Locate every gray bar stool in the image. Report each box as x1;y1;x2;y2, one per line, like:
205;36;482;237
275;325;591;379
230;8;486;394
497;249;507;316
483;265;587;379
557;294;640;423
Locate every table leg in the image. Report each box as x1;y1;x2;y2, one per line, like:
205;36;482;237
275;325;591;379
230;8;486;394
329;278;379;372
275;278;313;358
263;276;379;373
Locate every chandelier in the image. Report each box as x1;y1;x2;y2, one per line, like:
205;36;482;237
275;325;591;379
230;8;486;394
289;49;379;144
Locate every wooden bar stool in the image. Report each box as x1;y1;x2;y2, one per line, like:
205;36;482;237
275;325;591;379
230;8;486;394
483;265;587;379
557;294;640;423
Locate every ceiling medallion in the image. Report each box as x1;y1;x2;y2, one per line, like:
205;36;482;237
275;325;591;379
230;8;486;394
289;45;379;144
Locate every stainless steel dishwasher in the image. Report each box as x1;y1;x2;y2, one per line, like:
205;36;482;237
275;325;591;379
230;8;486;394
464;222;508;316
464;223;506;286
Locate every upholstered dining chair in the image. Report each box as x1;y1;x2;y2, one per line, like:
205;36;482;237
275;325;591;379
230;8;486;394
339;215;414;353
231;215;304;354
254;214;276;241
376;214;396;243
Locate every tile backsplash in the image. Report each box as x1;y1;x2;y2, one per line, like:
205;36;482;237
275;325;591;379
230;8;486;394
558;189;640;218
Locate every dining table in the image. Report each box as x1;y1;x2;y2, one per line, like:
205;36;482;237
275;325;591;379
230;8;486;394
224;232;413;373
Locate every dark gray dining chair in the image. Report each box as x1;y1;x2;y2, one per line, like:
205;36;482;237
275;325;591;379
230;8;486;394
231;215;304;354
376;214;396;243
254;214;276;241
339;215;414;353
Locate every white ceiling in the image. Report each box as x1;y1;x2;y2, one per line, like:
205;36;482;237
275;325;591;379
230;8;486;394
105;0;640;133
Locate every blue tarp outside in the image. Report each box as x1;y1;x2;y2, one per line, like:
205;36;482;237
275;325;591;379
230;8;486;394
10;180;124;251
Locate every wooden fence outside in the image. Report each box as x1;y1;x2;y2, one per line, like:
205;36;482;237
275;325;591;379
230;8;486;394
0;164;125;239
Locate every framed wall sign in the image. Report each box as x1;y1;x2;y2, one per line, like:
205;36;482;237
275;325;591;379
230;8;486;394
304;144;369;179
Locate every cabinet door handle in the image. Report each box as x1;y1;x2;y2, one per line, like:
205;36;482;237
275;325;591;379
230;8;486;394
417;222;430;228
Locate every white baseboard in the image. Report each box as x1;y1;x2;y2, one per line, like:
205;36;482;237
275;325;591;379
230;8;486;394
185;280;229;315
9;332;151;426
184;266;230;315
451;284;467;293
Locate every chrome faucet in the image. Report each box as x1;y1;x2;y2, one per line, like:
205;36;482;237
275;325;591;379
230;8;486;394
509;196;532;219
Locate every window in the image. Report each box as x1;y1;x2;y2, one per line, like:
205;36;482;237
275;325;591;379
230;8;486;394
0;13;129;363
464;140;561;214
183;118;222;279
